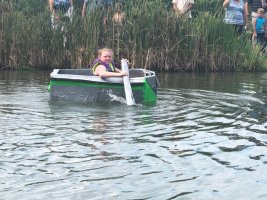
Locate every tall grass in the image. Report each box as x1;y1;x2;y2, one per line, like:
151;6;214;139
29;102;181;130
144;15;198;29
0;0;266;71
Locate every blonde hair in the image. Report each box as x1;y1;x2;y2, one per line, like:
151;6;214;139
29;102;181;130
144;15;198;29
257;8;264;14
98;48;114;58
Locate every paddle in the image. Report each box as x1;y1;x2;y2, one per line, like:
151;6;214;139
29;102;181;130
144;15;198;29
121;59;135;105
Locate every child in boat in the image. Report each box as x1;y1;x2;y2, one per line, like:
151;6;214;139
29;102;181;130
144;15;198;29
92;48;127;78
252;8;267;51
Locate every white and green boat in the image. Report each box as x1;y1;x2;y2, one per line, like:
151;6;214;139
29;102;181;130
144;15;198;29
48;68;158;104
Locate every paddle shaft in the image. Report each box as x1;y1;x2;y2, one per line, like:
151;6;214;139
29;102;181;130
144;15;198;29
121;59;135;105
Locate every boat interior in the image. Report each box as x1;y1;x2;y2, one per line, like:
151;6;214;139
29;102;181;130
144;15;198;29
57;69;146;78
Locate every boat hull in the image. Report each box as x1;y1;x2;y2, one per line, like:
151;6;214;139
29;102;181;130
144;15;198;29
49;69;157;104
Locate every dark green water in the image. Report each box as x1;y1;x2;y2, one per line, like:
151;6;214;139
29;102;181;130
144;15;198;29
1;71;267;200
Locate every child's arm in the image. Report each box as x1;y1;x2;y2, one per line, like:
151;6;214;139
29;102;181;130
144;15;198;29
49;0;55;16
243;3;248;28
82;1;87;18
223;0;230;8
173;2;180;15
252;17;257;37
181;3;193;15
265;19;267;38
69;0;73;7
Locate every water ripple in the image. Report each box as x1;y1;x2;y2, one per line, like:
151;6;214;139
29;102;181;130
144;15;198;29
1;72;267;199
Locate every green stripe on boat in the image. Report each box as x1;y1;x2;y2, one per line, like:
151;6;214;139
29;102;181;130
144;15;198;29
143;80;157;103
49;80;145;90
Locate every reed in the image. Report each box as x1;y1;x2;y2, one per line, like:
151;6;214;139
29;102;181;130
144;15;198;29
0;0;266;71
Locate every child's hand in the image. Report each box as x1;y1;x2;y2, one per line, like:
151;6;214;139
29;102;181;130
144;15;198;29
120;71;128;76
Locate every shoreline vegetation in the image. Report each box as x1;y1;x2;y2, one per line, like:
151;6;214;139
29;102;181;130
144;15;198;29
0;0;267;72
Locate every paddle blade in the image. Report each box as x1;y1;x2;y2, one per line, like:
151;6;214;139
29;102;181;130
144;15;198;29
121;59;135;105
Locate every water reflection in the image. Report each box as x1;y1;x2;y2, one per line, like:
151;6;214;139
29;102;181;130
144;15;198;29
158;72;263;94
93;112;109;133
1;71;267;200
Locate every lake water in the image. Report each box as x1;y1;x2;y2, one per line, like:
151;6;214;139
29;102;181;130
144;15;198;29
1;71;267;200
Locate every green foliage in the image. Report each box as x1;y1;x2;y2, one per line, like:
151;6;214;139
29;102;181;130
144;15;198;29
192;0;221;18
1;0;47;14
0;0;266;71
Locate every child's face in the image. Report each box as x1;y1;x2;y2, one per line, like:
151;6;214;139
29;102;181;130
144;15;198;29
100;50;113;63
258;12;264;17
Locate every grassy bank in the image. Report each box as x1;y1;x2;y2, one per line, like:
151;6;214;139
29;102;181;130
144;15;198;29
0;0;266;71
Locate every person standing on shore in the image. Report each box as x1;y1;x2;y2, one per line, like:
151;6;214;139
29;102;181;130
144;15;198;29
252;8;267;51
49;0;74;30
223;0;248;35
248;0;267;19
112;2;125;36
49;0;74;49
73;0;88;18
102;0;113;32
172;0;194;19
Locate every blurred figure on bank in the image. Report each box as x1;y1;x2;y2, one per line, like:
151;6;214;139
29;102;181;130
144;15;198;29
223;0;248;35
102;0;113;11
112;2;125;36
79;0;101;16
172;0;194;18
252;8;267;51
49;0;74;30
73;0;88;18
102;0;113;32
92;48;127;78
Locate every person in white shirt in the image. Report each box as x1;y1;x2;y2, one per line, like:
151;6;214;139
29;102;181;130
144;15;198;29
172;0;194;18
